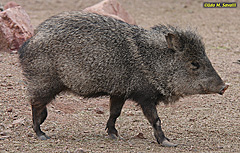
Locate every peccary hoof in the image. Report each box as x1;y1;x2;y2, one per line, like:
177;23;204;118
38;134;50;140
161;139;178;147
108;133;118;139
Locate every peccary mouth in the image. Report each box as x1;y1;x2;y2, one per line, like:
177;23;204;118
218;84;229;95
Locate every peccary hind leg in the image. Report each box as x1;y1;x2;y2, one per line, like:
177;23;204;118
29;78;65;140
106;96;125;139
32;102;50;140
31;96;51;140
140;103;178;147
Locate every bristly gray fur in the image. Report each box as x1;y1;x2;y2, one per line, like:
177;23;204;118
18;12;224;105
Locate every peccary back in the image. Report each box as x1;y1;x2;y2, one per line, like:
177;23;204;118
20;12;145;100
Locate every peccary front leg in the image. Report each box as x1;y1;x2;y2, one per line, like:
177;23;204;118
106;96;125;139
140;103;178;147
32;103;50;140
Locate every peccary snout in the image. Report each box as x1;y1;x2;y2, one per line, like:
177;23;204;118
200;71;228;95
201;72;228;95
209;68;229;95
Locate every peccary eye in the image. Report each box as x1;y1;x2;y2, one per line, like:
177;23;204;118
190;62;200;71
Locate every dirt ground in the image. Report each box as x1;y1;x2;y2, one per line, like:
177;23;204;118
0;0;239;152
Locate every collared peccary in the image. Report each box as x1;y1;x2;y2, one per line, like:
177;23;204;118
18;12;228;147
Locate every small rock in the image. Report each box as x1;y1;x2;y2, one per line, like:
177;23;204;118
7;108;13;112
133;132;146;139
0;135;10;140
63;146;68;150
12;118;25;125
27;132;33;137
6;74;12;77
7;86;13;89
55;110;61;113
126;111;134;116
7;83;13;86
189;118;196;122
6;123;13;128
11;50;18;54
95;107;104;114
0;129;11;136
0;132;7;136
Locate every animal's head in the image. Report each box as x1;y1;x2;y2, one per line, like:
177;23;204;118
152;25;228;97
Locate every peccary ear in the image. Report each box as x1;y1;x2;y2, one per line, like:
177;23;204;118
165;33;182;51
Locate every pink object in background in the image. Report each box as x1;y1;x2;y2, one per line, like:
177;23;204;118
0;6;34;52
4;1;19;10
83;0;136;25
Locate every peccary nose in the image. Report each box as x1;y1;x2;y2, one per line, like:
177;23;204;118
218;84;229;95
